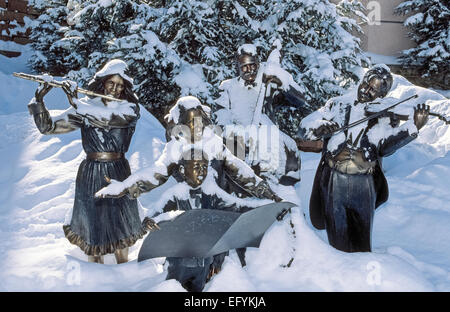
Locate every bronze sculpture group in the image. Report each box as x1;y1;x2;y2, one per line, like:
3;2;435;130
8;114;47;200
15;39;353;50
25;44;438;292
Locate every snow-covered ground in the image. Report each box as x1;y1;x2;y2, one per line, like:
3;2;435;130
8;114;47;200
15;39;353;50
0;51;449;292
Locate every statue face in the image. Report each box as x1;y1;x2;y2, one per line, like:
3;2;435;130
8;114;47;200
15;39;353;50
183;109;205;142
182;158;208;188
238;54;259;83
103;74;125;100
357;77;384;103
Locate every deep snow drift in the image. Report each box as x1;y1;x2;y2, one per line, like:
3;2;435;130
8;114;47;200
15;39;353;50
0;52;449;291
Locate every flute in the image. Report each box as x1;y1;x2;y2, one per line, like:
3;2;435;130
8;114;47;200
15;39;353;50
13;72;122;102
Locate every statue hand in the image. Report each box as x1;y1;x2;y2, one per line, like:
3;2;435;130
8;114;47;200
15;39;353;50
126;183;143;199
142;217;160;232
295;138;323;153
35;83;53;103
262;74;282;88
255;180;283;202
414;103;430;130
312;121;339;139
61;80;78;108
61;80;78;98
254;180;270;198
95;175;128;198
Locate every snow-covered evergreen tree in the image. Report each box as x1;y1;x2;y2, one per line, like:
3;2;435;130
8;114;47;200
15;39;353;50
28;0;182;121
28;0;72;75
61;0;149;83
151;0;230;105
224;0;368;134
238;0;368;111
27;0;368;125
106;1;182;120
395;0;450;80
65;0;184;119
156;0;368;112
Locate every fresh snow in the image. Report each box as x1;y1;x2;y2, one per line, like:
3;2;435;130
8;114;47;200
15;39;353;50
238;43;258;56
164;95;211;124
0;55;449;292
74;97;137;120
89;59;134;85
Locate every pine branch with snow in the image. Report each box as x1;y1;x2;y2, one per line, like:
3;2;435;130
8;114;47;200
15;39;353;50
231;0;369;110
27;0;369;126
28;0;75;75
395;0;450;79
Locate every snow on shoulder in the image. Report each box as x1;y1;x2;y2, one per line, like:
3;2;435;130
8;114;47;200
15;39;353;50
88;59;133;85
75;96;137;120
165;96;211;124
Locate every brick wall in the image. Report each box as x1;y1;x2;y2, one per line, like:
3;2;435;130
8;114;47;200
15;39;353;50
0;0;38;57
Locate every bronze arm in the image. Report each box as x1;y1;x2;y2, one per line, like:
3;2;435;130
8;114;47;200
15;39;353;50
100;172;170;200
223;156;282;201
28;99;80;135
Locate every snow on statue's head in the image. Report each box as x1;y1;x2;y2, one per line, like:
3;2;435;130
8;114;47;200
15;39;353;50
235;43;259;85
87;59;138;104
165;96;211;124
164;96;212;142
358;64;393;103
178;147;209;188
